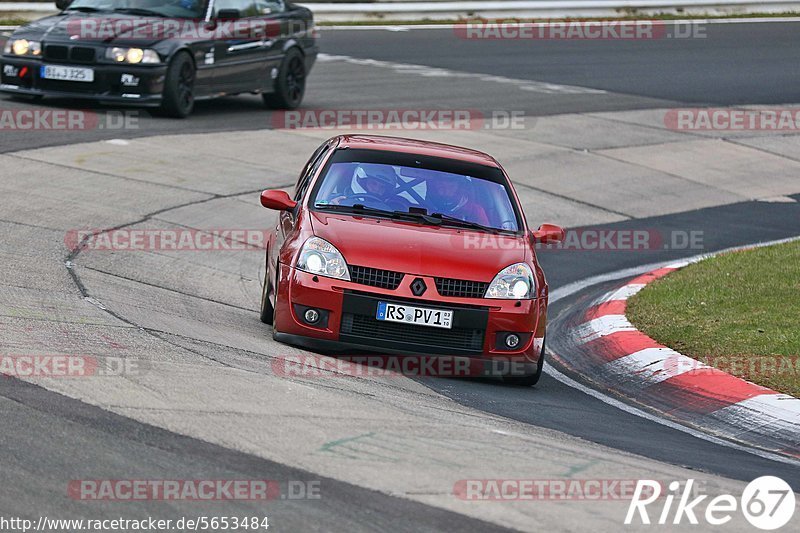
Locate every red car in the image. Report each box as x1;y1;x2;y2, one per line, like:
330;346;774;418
259;135;564;385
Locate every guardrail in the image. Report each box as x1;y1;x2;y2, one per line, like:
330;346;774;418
3;0;800;22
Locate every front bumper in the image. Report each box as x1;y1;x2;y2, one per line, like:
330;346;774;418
0;56;167;105
273;264;547;364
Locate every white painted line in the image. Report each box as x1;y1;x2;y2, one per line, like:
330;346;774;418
317;53;606;95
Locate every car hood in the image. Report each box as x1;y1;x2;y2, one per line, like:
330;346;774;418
310;212;528;282
12;13;172;47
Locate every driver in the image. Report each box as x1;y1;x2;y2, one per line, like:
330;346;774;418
330;164;404;209
428;175;490;226
356;164;397;201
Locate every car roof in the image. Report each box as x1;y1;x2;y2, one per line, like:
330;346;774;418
334;135;501;168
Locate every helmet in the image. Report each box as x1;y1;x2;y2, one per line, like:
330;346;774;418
429;174;467;211
357;164;397;195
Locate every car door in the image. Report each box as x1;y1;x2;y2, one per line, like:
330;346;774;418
252;0;294;90
211;0;273;92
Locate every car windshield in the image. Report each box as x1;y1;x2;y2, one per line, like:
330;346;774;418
66;0;206;18
312;151;521;233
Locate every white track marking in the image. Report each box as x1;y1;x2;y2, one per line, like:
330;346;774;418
317;53;606;95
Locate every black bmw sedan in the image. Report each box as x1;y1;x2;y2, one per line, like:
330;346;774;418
0;0;318;117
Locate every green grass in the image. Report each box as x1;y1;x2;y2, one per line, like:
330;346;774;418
627;240;800;396
0;18;27;26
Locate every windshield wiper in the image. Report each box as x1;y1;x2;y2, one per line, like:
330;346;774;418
112;7;168;17
315;203;443;225
431;212;503;233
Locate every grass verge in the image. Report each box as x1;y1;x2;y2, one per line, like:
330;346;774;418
627;240;800;396
0;18;27;26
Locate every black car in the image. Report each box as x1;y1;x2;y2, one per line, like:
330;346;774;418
0;0;317;117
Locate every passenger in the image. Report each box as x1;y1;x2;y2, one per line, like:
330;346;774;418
427;175;490;225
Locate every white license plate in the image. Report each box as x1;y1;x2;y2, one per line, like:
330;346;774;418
40;65;94;83
376;301;453;329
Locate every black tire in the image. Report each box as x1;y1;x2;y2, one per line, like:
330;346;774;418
260;271;275;325
263;48;306;110
502;335;546;387
160;52;195;118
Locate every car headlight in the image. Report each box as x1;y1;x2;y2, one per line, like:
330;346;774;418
297;237;351;281
5;39;41;57
485;263;536;299
106;47;160;64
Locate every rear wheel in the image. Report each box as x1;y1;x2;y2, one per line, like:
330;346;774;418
502;335;546;387
160;52;195;118
263;48;306;110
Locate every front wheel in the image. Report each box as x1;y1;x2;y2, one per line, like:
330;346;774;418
160;52;195;118
502;335;546;387
263;48;306;110
260;271;275;325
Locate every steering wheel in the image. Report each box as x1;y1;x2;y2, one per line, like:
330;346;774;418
345;193;394;211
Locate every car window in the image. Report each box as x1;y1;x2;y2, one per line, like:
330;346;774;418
295;142;332;201
214;0;260;17
254;0;285;14
314;161;520;232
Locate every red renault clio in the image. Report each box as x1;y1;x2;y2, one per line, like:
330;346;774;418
259;135;564;385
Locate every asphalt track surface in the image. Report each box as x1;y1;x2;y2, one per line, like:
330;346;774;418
1;19;800;530
2;20;800;153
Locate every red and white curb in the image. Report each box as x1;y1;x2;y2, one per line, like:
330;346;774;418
571;259;800;459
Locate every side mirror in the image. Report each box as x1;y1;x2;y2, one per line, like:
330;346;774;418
56;0;73;10
532;223;565;244
216;8;241;20
261;189;297;211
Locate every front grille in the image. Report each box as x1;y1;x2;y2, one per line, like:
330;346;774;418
341;313;484;352
70;47;96;63
44;45;69;61
435;277;489;298
42;45;96;63
349;265;404;290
